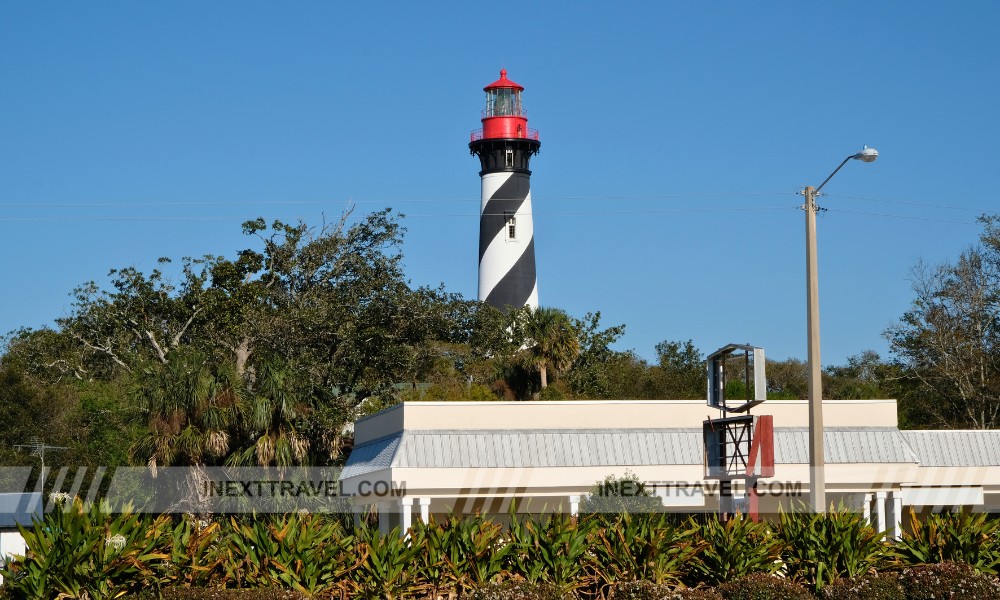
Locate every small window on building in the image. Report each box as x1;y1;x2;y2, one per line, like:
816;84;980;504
506;213;516;240
505;149;514;168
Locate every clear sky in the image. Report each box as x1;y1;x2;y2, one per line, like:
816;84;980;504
1;3;997;366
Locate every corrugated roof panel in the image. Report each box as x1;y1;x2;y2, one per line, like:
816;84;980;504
345;428;932;476
342;434;400;478
580;433;596;465
631;435;646;466
677;435;690;466
649;432;665;462
901;431;1000;467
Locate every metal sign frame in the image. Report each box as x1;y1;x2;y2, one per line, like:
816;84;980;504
703;415;754;480
706;343;766;413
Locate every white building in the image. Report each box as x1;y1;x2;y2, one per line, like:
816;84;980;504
340;400;1000;534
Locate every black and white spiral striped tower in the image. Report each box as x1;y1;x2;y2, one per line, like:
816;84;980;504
469;69;541;310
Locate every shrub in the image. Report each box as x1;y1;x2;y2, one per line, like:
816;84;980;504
898;561;1000;600
162;517;226;587
609;581;722;600
608;580;672;599
132;591;308;599
588;512;701;593
414;514;512;597
2;497;174;598
580;472;664;516
468;580;567;600
688;515;781;585
507;515;596;595
820;573;904;600
667;590;725;600
221;513;356;595
894;509;1000;573
348;524;427;599
538;385;565;400
716;573;814;600
775;507;889;593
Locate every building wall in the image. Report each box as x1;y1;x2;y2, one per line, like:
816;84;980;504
353;400;899;444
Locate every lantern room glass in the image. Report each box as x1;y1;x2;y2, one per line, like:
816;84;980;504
486;89;522;117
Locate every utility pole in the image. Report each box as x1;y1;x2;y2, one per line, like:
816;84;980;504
802;145;878;513
804;185;826;513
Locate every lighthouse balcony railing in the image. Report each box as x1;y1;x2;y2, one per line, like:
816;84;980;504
470;128;540;142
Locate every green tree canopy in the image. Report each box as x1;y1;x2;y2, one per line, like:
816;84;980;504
885;216;1000;429
525;307;580;389
580;471;664;515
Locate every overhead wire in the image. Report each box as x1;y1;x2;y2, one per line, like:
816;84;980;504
0;206;796;222
0;191;991;225
0;191;792;208
821;208;978;226
822;193;995;214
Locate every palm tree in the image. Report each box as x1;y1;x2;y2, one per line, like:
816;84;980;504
525;307;580;389
130;352;240;472
227;359;310;467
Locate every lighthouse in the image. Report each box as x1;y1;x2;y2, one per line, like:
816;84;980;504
470;69;541;310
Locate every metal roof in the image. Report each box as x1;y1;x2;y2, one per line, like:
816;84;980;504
901;431;1000;467
774;428;918;464
340;434;399;479
342;427;921;477
0;492;42;528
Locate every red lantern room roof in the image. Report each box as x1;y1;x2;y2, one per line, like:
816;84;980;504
483;68;524;92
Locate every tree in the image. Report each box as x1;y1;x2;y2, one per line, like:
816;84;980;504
823;351;902;401
580;471;663;515
566;312;627;398
525;307;580;389
764;358;808;399
225;359;311;467
653;339;705;399
129;351;240;471
886;233;1000;429
0;366;87;481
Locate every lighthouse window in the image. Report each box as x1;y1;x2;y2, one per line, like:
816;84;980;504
486;89;522;117
506;213;517;240
505;149;514;167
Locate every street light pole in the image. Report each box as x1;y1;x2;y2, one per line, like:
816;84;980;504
804;145;878;514
804;184;825;513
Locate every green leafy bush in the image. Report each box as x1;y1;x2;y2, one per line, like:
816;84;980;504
161;517;225;588
688;515;781;585
899;561;1000;600
588;512;701;592
666;590;725;600
2;497;173;599
775;507;889;592
609;581;722;599
716;573;814;600
468;580;566;600
507;515;596;595
348;524;426;599
130;590;308;599
580;472;665;516
819;573;904;600
894;509;1000;573
221;513;356;595
414;514;512;597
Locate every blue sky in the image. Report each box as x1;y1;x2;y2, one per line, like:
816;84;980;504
1;3;997;366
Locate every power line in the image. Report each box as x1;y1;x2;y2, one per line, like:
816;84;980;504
2;192;994;217
823;208;978;225
0;191;794;208
0;190;989;225
822;193;997;215
0;206;797;222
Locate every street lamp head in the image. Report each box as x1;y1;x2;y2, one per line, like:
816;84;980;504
852;145;878;163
